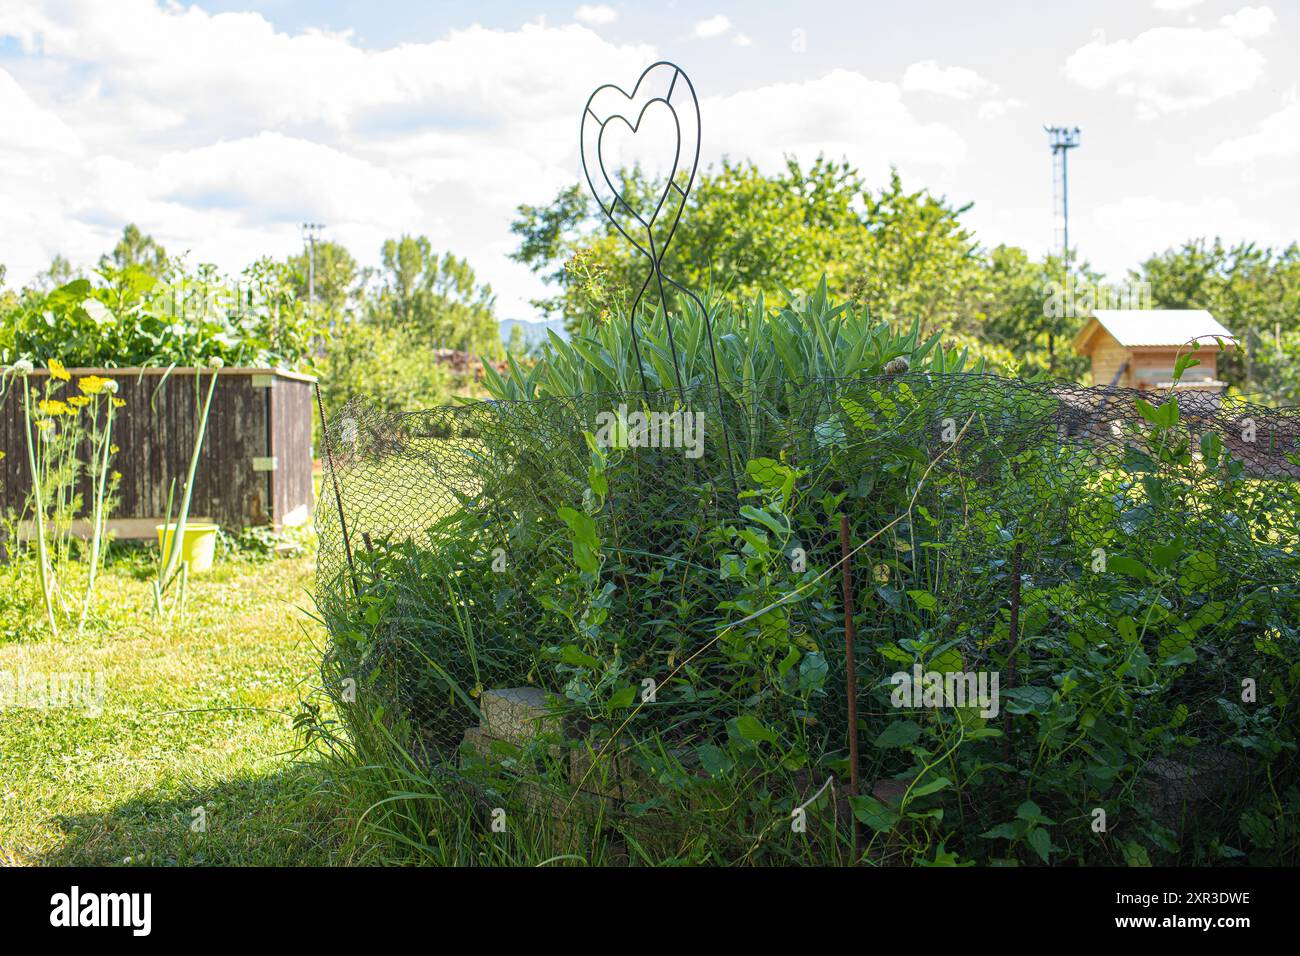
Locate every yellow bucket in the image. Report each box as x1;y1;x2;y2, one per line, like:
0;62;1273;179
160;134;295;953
156;523;219;574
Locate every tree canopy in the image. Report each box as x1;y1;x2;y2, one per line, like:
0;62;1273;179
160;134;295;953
511;157;1091;377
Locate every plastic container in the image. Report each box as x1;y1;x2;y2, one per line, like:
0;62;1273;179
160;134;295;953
155;522;219;574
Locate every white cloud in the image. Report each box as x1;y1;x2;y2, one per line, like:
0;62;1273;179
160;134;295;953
704;69;966;179
902;60;997;100
733;33;752;48
156;133;415;226
1064;21;1266;115
1092;194;1281;272
0;1;658;314
692;15;731;39
1202;100;1300;164
8;0;1288;318
977;98;1024;121
573;5;617;27
0;4;961;315
0;67;81;155
1219;5;1276;39
0;3;654;140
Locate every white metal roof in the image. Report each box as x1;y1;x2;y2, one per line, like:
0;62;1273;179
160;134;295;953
1087;309;1237;349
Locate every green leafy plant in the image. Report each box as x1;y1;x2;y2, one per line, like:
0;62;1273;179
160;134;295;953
319;282;1300;866
1;260;317;371
481;275;984;405
8;359;123;637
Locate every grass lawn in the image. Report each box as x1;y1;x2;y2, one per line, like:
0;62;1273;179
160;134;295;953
0;549;357;866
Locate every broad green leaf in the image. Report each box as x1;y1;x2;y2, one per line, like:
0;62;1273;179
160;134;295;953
731;714;777;745
874;719;922;749
1107;555;1148;580
696;743;734;777
1027;826;1053;863
908;775;951;799
850;795;900;832
907;589;938;611
607;685;637;709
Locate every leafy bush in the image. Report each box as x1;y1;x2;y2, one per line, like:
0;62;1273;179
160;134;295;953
480;277;984;403
317;318;454;417
317;285;1300;865
0;260;316;370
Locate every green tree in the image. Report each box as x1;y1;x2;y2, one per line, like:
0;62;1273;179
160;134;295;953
286;239;361;324
370;235;500;357
971;248;1101;380
315;236;502;413
0;265;16;346
506;322;527;359
98;224;169;277
29;254;76;293
512;158;991;340
1134;239;1300;401
318;318;453;416
847;170;985;336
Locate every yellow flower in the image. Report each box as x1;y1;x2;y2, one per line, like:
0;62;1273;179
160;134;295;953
109;444;120;454
68;395;91;407
112;398;126;408
36;418;54;431
79;375;108;394
38;398;71;416
48;358;70;381
111;470;122;482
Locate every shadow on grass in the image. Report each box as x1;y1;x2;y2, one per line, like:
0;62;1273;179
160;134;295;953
39;762;350;867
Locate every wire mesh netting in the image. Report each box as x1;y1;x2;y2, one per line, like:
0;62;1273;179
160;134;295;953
316;372;1300;864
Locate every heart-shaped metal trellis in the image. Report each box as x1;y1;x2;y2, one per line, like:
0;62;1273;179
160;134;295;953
580;61;735;486
581;63;698;297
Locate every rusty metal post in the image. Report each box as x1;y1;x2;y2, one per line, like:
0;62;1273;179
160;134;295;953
838;513;862;859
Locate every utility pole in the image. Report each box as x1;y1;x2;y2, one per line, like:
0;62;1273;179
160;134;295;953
301;222;324;310
1045;126;1080;373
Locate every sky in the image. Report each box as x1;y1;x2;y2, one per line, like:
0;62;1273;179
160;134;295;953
2;0;1298;320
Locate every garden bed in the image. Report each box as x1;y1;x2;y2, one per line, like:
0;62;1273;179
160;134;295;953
1;366;316;537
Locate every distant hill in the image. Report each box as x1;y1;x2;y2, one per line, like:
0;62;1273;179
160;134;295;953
499;317;568;347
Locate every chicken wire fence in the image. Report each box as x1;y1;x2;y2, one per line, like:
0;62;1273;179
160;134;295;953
315;372;1300;862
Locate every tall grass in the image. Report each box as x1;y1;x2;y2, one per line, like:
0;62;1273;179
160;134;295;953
481;277;983;403
153;361;220;620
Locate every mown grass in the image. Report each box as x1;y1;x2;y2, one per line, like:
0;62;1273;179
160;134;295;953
2;540;657;867
0;547;360;866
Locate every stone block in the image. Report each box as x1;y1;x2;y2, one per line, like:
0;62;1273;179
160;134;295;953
480;687;561;746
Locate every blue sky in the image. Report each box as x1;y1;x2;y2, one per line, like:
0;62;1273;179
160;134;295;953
2;1;1297;319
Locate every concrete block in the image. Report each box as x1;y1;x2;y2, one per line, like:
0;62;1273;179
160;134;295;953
480;687;561;746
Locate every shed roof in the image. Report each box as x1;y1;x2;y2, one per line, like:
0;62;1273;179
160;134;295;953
1073;309;1237;353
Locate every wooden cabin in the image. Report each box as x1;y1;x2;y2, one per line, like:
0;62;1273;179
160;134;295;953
1073;309;1237;392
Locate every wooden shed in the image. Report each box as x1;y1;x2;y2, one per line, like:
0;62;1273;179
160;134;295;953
1;367;315;539
1073;309;1237;392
